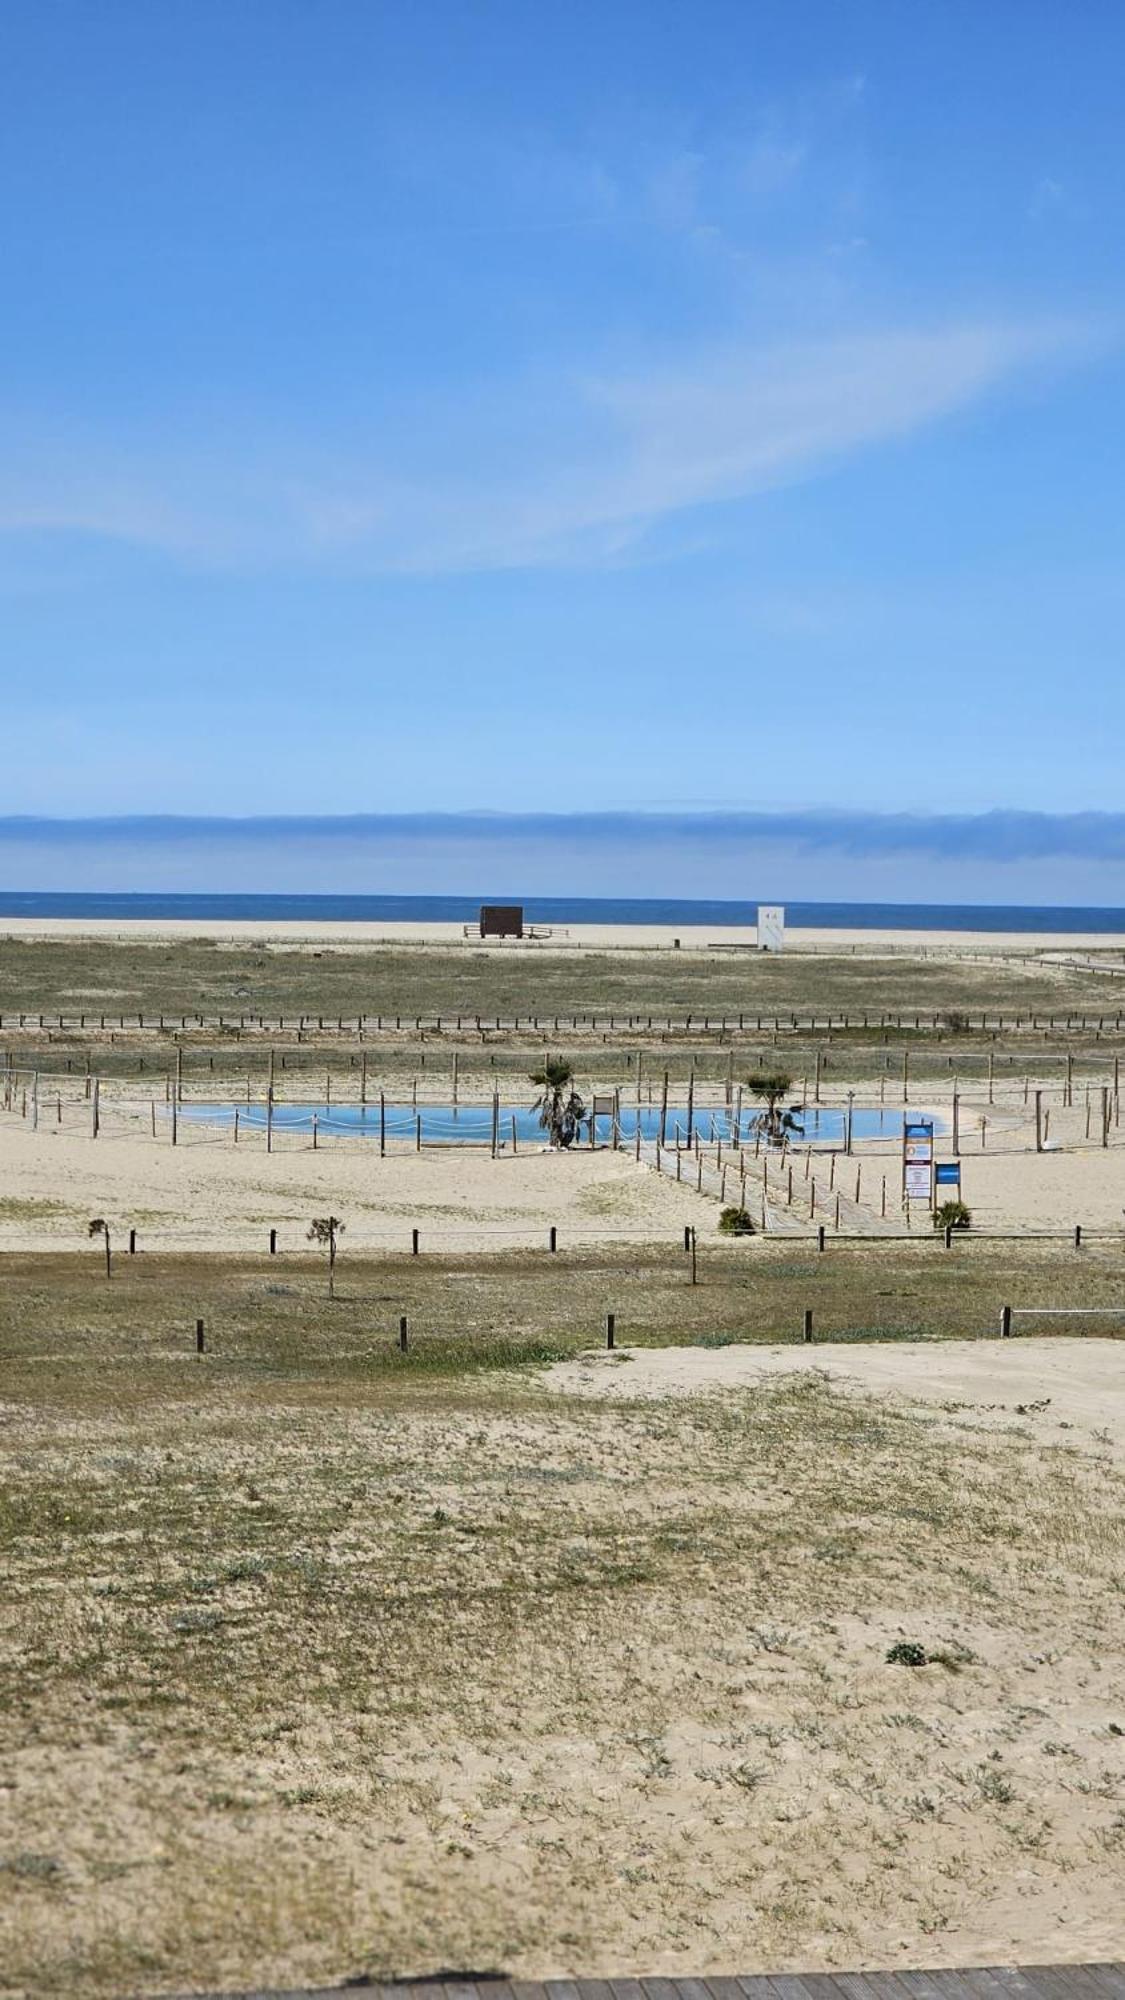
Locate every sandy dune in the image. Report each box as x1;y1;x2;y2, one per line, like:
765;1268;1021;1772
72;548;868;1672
547;1335;1125;1460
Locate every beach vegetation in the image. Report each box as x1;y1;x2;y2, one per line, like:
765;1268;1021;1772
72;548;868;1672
307;1214;344;1296
933;1199;972;1231
529;1057;586;1148
87;1216;112;1278
717;1205;755;1235
744;1070;803;1146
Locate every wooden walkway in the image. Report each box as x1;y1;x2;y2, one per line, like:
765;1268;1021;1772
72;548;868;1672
177;1966;1125;2000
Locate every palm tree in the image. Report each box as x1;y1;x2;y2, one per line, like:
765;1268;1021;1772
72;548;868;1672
308;1214;344;1296
529;1058;586;1148
88;1217;112;1279
745;1071;803;1147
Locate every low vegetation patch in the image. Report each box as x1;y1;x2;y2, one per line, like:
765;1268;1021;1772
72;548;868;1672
1;1296;1123;1996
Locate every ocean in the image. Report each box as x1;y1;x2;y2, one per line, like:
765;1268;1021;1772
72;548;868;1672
0;892;1123;931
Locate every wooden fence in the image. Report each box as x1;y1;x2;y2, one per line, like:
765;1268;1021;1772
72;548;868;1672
3;1008;1125;1036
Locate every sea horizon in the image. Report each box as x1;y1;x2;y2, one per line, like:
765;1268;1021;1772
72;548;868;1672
3;890;1125;933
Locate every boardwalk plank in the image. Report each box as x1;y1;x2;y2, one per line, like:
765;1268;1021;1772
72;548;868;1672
1075;1973;1125;2000
737;1978;807;2000
609;1980;649;2000
892;1972;969;2000
828;1975;908;2000
163;1970;1125;2000
702;1977;748;2000
1037;1971;1125;2000
977;1970;1042;2000
1019;1974;1101;2000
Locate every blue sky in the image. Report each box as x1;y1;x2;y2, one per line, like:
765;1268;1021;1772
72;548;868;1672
1;2;1124;883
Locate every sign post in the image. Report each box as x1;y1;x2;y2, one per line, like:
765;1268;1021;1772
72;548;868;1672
902;1117;935;1209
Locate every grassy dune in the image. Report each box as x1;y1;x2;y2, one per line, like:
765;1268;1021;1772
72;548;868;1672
0;936;1117;1022
2;1265;1123;1994
2;1241;1125;1390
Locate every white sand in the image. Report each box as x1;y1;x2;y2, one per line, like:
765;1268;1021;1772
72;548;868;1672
1;915;1123;951
0;1116;714;1251
947;1143;1125;1233
8;1080;1125;1244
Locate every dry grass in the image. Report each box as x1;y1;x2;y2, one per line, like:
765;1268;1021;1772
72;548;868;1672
2;1252;1125;1994
3;1240;1125;1390
0;935;1113;1023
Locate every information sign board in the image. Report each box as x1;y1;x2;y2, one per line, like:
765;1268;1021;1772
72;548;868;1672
902;1117;935;1206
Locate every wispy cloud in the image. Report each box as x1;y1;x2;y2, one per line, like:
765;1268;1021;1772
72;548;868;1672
0;315;1106;575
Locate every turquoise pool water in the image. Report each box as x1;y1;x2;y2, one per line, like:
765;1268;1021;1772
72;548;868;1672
179;1102;931;1146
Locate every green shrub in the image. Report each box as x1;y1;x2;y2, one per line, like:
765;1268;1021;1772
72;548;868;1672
886;1640;929;1667
718;1206;755;1236
933;1199;972;1231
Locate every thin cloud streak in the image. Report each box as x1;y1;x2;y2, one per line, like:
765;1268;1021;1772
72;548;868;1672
0;316;1105;576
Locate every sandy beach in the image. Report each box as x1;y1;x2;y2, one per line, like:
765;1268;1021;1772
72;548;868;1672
5;1083;1125;1245
2;914;1124;951
0;1115;715;1250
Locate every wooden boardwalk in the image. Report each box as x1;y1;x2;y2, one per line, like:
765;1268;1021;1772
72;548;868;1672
176;1967;1125;2000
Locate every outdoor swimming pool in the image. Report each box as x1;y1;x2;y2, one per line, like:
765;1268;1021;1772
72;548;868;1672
178;1102;935;1147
